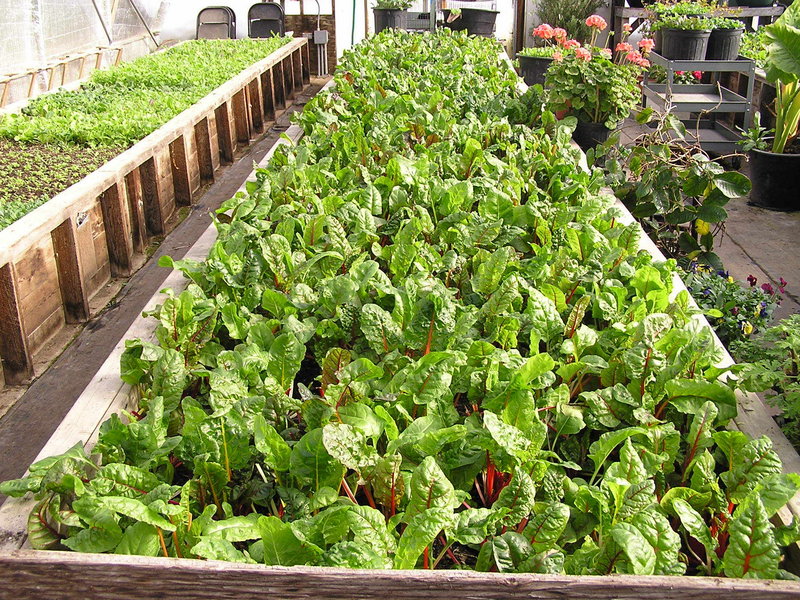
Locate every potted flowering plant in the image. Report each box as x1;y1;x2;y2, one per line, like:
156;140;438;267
545;15;654;149
517;24;568;86
743;1;800;210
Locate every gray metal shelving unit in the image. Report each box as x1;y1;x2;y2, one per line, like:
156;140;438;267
642;51;756;154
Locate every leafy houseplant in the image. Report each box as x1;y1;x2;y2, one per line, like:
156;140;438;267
373;0;412;33
705;17;745;61
545;16;654;147
602;110;751;269
654;16;715;60
746;1;800;210
736;314;800;449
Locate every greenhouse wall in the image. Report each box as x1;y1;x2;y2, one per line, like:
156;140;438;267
0;0;163;75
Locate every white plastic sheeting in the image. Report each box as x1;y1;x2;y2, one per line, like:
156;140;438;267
0;0;165;75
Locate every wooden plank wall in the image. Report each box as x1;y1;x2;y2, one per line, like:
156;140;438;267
0;38;311;387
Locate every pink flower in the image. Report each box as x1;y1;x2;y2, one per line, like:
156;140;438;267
639;58;650;68
553;27;567;41
585;14;607;30
599;47;612;58
533;23;555;39
615;42;633;53
676;70;685;76
692;70;702;79
626;51;642;64
553;50;563;62
623;23;632;33
563;39;581;50
762;282;775;295
638;38;655;54
575;47;592;61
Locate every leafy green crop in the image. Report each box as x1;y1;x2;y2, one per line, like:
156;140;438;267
4;30;799;579
0;37;289;147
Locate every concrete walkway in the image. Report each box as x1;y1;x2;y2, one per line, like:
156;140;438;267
714;189;800;321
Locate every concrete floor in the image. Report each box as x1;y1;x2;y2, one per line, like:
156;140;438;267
0;79;329;493
715;195;800;320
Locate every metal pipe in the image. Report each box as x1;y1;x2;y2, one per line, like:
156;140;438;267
128;0;160;48
89;0;113;44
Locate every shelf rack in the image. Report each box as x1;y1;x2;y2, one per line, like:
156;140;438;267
642;51;756;154
611;3;785;48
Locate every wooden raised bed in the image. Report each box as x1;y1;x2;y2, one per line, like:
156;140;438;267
0;37;312;389
0;97;799;597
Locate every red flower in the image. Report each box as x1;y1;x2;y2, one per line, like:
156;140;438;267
553;27;567;41
575;47;592;61
692;71;702;79
563;39;581;50
615;42;633;53
747;274;758;287
623;23;632;33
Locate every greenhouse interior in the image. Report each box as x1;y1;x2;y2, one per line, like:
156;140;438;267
1;0;800;597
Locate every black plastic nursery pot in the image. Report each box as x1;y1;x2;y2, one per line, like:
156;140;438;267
572;121;612;151
706;27;744;61
517;54;553;86
749;148;800;211
374;8;407;33
442;8;499;37
729;0;775;6
661;28;711;60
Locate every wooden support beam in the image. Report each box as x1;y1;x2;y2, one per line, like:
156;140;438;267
124;169;147;252
140;157;165;235
50;219;90;323
169;135;193;206
215;103;235;164
194;118;215;182
301;42;311;84
0;263;34;384
232;89;251;144
283;55;296;101
273;62;287;109
292;49;303;92
261;70;276;123
248;79;265;133
99;182;134;277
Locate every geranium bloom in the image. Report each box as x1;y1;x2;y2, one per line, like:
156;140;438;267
563;39;581;50
585;14;607;30
692;71;702;79
615;42;633;53
575;47;592;61
533;23;554;39
553;27;567;41
599;47;612;58
638;38;655;53
623;23;632;32
553;50;563;62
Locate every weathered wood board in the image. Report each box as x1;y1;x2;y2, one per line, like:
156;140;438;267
0;38;311;387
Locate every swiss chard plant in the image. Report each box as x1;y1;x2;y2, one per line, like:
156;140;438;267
3;30;799;579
